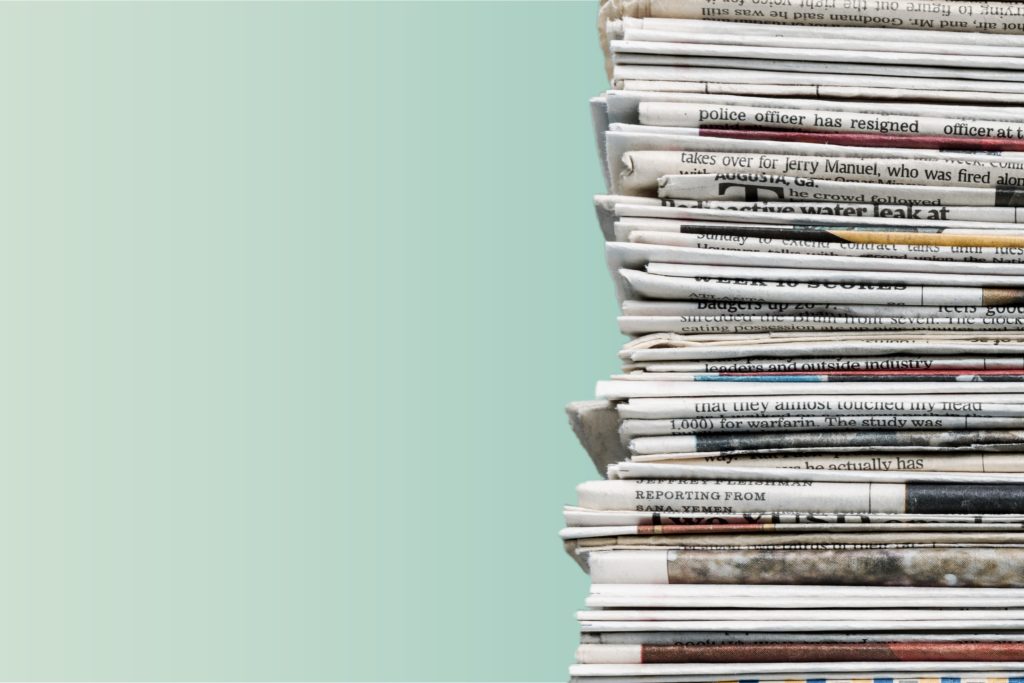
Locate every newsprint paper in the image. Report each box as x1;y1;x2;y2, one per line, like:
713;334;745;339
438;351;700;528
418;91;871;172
563;2;1024;682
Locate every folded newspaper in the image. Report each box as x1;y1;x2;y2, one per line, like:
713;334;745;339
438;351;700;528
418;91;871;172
564;2;1024;682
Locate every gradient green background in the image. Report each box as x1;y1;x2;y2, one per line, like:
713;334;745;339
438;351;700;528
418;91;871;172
0;1;616;680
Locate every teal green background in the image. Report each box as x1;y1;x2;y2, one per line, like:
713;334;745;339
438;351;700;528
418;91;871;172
0;1;616;680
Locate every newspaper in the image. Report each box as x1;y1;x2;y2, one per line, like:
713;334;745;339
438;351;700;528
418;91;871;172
575;677;1024;683
574;539;1024;555
611;56;1024;85
618;226;1024;249
628;358;1024;372
564;507;1024;527
650;173;1024;206
572;673;1024;683
651;128;1024;152
565;521;1024;540
621;417;1024;436
621;151;1024;195
615;209;1024;235
612;63;1024;96
610;197;1024;222
613;18;1024;47
622;301;1024;320
598;380;1024;400
601;127;1022;196
620;270;1024;307
603;91;1024;127
620;226;1024;251
576;641;1024;663
581;610;1024;626
579;608;1024;622
569;3;1024;679
576;479;1024;514
628;428;1024;455
618;371;1024;382
624;454;1024;473
585;545;1024;587
581;632;1024;644
617;28;1024;59
619;315;1024;335
623;372;1024;383
590;582;1024;594
599;1;1024;37
616;80;1024;105
620;198;1024;222
635;247;1024;279
622;230;1024;264
581;614;1024;631
587;582;1024;600
571;674;1024;683
597;0;1024;82
619;333;1024;362
603;123;1024;162
569;661;1024;677
637;102;1024;139
612;40;1024;72
620;331;1024;343
569;400;632;474
609;463;1024;486
617;241;1024;278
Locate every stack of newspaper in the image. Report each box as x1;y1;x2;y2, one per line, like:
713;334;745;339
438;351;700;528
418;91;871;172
564;1;1024;682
